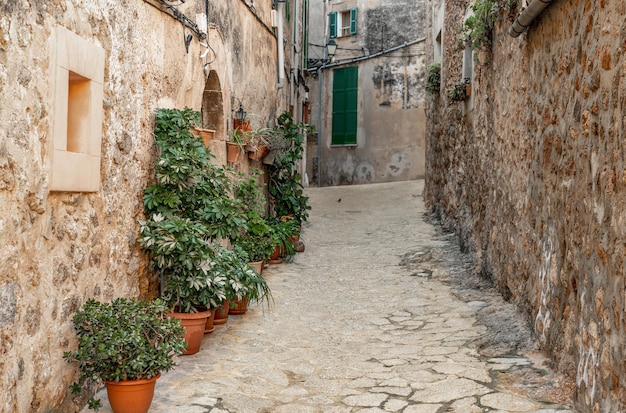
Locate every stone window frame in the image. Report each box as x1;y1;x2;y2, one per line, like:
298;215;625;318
49;26;105;192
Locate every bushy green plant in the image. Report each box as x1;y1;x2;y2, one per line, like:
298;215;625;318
233;214;276;262
266;216;300;259
211;244;272;307
139;108;248;313
447;79;469;102
64;298;186;410
458;0;508;51
425;62;441;95
266;112;313;223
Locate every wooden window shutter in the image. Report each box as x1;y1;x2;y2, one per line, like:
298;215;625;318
332;67;358;145
329;12;337;38
350;8;358;35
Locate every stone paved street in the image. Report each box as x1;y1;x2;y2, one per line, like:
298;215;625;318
86;180;575;413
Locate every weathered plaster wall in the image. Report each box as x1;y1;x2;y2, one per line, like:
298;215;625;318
425;0;626;411
0;0;284;411
309;0;426;186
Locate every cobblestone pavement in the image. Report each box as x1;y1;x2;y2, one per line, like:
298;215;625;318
87;180;576;413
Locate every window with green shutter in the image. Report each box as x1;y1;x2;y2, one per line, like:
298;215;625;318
350;8;358;34
329;12;337;38
332;67;358;146
330;9;358;38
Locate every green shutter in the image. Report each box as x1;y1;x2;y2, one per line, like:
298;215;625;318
350;8;358;35
332;67;358;145
329;12;337;38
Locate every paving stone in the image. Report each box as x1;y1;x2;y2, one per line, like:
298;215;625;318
480;392;539;411
342;393;389;407
383;398;409;411
410;377;491;403
403;404;444;413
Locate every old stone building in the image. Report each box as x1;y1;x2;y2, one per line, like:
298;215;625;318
0;0;306;411
307;0;427;186
425;0;626;411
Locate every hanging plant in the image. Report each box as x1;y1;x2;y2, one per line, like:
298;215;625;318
425;62;441;95
447;79;470;102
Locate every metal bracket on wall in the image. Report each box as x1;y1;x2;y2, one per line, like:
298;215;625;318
142;0;207;41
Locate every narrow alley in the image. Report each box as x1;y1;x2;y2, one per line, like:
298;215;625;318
87;180;575;413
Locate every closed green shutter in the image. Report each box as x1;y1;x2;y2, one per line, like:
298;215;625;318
332;67;358;145
329;12;337;38
350;8;358;35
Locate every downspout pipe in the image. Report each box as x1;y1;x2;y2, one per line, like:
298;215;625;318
277;2;286;88
508;0;553;38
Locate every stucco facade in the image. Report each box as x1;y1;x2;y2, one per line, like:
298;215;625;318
0;0;305;411
307;0;426;186
425;0;626;411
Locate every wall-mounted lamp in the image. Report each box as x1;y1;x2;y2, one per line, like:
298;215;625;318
326;39;337;62
184;34;193;53
233;98;247;121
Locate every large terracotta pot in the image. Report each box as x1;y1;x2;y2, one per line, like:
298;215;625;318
213;299;230;325
168;310;210;355
248;144;270;161
229;297;249;315
204;308;217;334
226;142;242;162
105;373;160;413
249;261;263;276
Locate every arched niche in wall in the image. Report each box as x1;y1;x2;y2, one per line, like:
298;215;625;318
201;70;225;140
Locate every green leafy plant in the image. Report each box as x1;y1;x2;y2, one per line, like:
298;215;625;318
139;108;248;313
64;298;186;410
233;213;276;262
266;216;300;259
211;243;272;306
266;112;313;223
425;62;441;95
447;78;470;102
458;0;509;51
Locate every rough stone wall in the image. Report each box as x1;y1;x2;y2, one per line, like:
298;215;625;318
309;0;427;186
0;1;284;411
424;0;626;411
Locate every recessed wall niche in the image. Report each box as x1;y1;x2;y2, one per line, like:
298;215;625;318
49;26;105;192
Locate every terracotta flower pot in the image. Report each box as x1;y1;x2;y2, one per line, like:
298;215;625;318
105;373;160;413
268;245;283;264
249;261;263;276
229;297;249;315
168;310;210;355
213;299;230;325
226;142;242;163
248;144;270;161
190;128;216;147
204;308;217;334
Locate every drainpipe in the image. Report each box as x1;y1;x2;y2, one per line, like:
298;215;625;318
508;0;553;37
277;2;286;88
290;0;298;109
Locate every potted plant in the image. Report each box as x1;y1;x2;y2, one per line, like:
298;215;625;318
232;214;276;274
190;122;216;147
245;127;272;161
139;108;247;353
266;112;313;224
64;298;186;413
266;216;299;263
226;128;249;163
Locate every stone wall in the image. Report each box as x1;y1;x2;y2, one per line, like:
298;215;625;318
424;0;626;411
0;0;286;411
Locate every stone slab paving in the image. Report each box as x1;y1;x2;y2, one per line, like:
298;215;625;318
85;180;576;413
